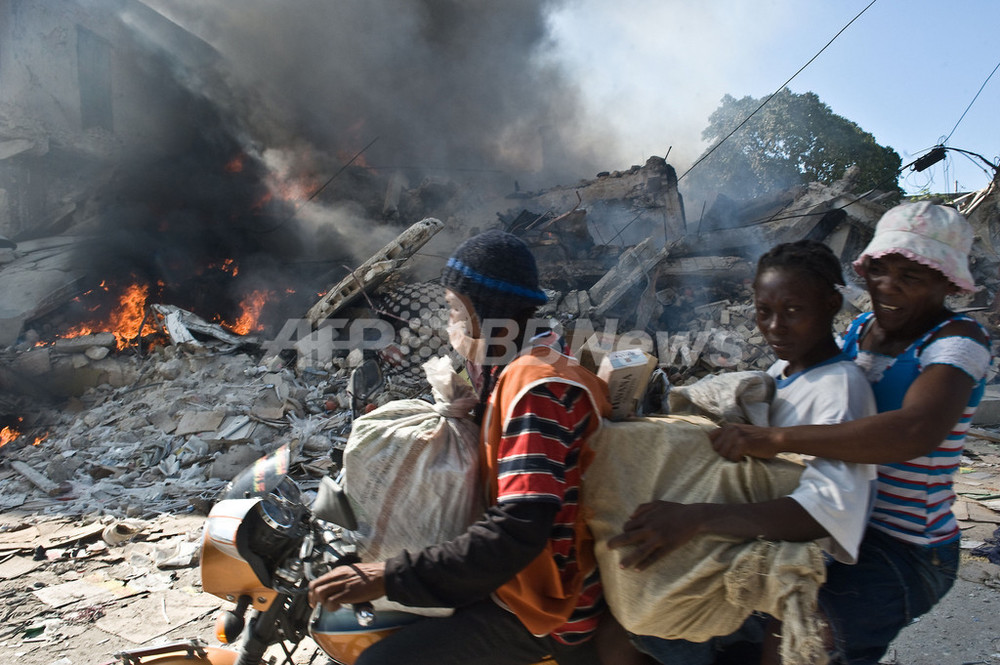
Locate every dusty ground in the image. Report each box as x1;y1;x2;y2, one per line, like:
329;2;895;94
1;439;999;665
3;526;999;665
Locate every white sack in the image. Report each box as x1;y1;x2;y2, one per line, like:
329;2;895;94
343;356;484;614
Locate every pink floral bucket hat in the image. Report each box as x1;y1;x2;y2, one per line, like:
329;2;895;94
853;201;975;293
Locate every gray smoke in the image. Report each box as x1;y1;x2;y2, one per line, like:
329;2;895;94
141;0;611;189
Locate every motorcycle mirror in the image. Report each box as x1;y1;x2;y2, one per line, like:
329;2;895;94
313;475;358;531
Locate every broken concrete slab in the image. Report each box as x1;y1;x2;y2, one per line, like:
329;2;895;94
174;410;227;436
94;587;221;643
973;385;1000;425
32;575;143;609
0;237;92;346
307;217;444;326
521;156;687;247
52;332;116;353
0;554;43;580
151;304;256;349
11;460;65;496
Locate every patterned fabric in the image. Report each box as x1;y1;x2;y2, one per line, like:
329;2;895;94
842;312;990;546
481;331;611;643
852;202;975;293
498;380;602;644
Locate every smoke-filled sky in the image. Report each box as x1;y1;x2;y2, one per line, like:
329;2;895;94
144;0;999;196
545;0;1000;196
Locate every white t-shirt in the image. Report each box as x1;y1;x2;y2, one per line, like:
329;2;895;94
768;356;878;563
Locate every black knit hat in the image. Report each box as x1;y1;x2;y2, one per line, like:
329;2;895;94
440;230;548;323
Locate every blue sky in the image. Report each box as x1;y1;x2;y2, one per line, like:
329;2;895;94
546;0;1000;195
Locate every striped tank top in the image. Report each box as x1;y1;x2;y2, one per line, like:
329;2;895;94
842;312;990;546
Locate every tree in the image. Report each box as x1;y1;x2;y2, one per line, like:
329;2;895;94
686;88;902;201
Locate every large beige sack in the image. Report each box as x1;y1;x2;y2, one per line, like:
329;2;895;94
584;415;827;665
343;356;483;615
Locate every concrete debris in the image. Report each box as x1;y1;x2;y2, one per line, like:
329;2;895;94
11;460;65;497
0;141;998;664
0;236;91;347
1;172;999;527
151;304;258;351
306;217;444;326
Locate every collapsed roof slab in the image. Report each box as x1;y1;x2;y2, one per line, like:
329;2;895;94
0;236;90;347
514;156;687;247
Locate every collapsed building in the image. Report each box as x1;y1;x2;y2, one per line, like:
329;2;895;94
1;0;1000;550
1;3;1000;663
3;140;1000;512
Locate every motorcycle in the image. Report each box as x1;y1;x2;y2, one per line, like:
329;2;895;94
105;444;554;665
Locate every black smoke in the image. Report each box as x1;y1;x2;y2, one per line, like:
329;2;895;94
139;0;608;187
54;0;612;337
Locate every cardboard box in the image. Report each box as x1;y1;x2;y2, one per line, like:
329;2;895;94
597;349;658;420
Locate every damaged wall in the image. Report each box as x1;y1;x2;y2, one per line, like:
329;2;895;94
0;0;218;239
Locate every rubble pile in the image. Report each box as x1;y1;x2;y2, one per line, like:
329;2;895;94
0;159;999;665
0;343;436;518
1;161;1000;524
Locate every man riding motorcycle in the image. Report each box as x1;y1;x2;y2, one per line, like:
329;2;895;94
308;230;612;665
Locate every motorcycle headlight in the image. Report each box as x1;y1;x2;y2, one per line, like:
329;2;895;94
235;495;308;586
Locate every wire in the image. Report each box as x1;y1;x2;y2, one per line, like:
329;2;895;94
254;137;379;235
944;58;1000;145
719;152;922;230
945;146;999;174
679;0;879;183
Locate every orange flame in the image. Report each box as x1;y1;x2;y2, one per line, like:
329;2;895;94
61;282;150;349
62;322;95;339
109;283;150;349
33;433;48;446
0;425;20;447
226;290;272;335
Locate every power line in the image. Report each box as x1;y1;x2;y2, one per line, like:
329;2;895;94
254;137;379;235
678;0;879;183
944;57;1000;145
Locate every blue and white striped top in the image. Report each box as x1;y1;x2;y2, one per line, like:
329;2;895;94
842;312;991;546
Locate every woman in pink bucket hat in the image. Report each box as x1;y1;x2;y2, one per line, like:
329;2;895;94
711;201;992;664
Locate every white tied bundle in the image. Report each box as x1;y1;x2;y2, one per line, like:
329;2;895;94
343;356;483;613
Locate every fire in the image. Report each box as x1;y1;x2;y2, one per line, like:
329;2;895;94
60;281;151;350
225;155;245;173
109;283;150;348
226;290;272;335
208;258;239;276
1;424;21;447
33;433;48;446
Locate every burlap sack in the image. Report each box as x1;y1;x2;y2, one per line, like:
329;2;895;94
584;415;827;665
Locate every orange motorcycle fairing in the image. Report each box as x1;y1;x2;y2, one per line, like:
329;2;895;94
310;607;422;664
199;500;277;611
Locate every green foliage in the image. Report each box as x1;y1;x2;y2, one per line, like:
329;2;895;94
686;88;902;201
